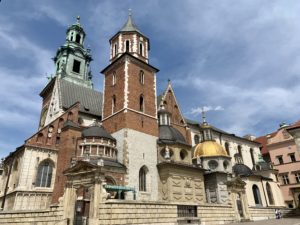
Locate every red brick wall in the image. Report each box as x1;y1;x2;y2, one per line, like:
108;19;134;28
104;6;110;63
102;57;158;137
103;63;125;118
51;127;81;203
26;104;80;149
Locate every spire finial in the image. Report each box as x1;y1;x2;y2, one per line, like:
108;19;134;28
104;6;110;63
76;15;80;25
128;8;132;16
168;79;171;84
201;107;206;124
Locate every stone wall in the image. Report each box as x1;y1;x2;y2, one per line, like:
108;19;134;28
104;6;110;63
249;207;298;221
98;201;237;225
0;205;64;225
0;201;299;225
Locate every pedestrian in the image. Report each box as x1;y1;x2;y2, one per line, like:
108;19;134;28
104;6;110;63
279;209;282;219
275;209;279;219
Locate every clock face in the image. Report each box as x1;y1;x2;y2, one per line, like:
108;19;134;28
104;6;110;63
39;107;48;128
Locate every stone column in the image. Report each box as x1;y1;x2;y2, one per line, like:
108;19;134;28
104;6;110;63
62;181;76;224
89;173;106;225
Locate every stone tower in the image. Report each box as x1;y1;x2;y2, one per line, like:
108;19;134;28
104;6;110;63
101;11;159;200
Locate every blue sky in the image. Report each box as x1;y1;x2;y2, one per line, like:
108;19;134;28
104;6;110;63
1;0;300;159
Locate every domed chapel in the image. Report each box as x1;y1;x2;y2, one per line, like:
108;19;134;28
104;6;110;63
0;12;287;225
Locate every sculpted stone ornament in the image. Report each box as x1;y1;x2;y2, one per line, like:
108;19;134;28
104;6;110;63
164;146;171;160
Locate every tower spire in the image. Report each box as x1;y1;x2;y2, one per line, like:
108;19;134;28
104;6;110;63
201;107;207;124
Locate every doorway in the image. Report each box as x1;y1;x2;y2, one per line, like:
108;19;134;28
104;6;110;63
74;200;90;225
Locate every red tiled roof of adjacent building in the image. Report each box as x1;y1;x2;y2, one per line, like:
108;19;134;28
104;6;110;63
256;119;300;155
255;131;277;155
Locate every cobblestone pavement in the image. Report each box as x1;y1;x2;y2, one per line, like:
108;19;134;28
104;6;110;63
229;217;300;225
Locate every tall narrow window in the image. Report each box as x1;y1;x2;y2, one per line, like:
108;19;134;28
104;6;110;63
114;43;117;56
252;185;262;206
139;70;144;84
225;142;230;156
75;34;81;44
112;95;116;113
250;148;255;166
139;43;143;56
194;135;200;145
139;166;147;191
289;153;296;162
36;161;53;187
266;182;274;205
238;145;243;163
139;95;144;112
70;32;74;41
112;72;116;85
295;173;300;183
72;59;81;73
126;40;130;52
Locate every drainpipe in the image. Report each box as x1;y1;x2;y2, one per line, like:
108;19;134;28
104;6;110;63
1;159;13;210
261;178;268;207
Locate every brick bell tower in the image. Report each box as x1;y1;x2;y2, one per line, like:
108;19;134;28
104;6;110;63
101;10;159;200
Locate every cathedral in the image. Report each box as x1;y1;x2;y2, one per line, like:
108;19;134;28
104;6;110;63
0;13;291;225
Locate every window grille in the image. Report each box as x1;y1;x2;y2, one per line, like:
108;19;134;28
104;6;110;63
177;205;197;217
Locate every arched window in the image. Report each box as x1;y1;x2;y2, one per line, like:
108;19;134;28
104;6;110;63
36;160;53;187
250;148;255;166
112;95;116;113
139;95;144;112
37;133;43;143
125;40;130;52
70;32;74;41
67;112;73;121
139;43;143;56
112;71;116;85
194;135;200;145
266;182;274;205
75;34;81;44
225;142;230;156
252;185;262;206
139;166;147;191
139;70;144;84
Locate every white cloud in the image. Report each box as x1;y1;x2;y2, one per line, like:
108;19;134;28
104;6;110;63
189;106;224;115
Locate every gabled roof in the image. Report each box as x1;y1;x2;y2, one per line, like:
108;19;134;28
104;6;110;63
157;81;187;126
59;79;102;117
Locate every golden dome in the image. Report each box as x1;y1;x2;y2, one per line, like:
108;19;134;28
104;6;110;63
193;141;228;158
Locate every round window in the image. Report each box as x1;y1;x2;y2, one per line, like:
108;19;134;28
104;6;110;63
223;160;229;170
180;150;187;160
208;160;218;170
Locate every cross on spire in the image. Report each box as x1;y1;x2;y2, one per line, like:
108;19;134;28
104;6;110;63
76;15;80;25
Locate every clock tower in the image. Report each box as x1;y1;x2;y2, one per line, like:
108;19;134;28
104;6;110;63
39;16;94;129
